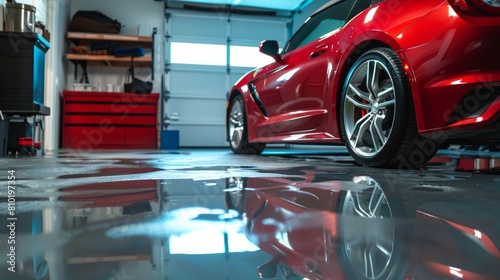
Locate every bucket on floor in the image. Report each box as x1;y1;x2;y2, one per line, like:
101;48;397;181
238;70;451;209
161;130;179;149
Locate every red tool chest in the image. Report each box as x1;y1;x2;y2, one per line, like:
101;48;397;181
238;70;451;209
62;91;158;149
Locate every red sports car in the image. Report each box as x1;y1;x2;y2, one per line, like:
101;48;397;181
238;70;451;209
226;0;500;168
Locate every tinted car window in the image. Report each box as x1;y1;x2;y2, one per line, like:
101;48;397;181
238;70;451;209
285;0;355;53
298;19;346;49
347;0;372;22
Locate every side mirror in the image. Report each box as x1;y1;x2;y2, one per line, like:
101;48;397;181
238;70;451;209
259;40;281;62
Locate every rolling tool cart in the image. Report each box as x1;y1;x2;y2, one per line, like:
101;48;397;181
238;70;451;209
0;31;50;155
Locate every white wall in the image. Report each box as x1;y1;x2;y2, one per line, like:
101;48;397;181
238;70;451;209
43;0;71;151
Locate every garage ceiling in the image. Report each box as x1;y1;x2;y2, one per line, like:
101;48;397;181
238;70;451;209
166;0;314;11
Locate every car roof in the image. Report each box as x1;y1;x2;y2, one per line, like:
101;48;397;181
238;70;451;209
310;0;382;17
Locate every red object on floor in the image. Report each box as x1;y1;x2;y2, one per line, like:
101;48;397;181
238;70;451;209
18;137;33;146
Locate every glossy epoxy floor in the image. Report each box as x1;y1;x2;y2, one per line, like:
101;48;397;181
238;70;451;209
0;147;499;280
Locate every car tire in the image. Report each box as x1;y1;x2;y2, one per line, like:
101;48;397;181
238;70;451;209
228;95;266;154
340;47;437;168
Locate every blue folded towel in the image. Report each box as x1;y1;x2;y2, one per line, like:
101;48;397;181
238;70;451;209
114;46;145;57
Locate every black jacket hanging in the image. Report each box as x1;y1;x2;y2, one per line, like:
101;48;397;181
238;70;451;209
124;57;152;94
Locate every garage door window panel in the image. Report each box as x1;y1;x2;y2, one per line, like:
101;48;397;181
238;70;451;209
170;15;226;39
170;42;226;66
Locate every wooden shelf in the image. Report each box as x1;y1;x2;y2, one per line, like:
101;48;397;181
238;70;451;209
66;53;151;62
67;32;152;48
66;53;152;67
66;32;154;67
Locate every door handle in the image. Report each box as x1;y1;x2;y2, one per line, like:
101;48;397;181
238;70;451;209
309;44;328;59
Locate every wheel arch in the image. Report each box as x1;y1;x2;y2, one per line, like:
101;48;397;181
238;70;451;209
334;39;420;142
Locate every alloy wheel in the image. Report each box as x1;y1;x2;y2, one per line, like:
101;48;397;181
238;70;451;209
228;98;245;149
341;176;394;280
343;60;396;158
226;177;246;211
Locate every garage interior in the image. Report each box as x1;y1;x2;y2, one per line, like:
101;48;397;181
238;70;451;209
0;0;500;280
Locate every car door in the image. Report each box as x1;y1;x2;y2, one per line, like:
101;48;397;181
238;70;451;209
252;0;357;137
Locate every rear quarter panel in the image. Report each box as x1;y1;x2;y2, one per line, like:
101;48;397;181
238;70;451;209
333;0;451;135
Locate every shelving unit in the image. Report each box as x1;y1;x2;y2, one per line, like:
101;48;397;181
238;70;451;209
61;30;161;150
65;31;155;68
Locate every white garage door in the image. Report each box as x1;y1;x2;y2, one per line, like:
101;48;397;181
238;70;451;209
164;9;289;147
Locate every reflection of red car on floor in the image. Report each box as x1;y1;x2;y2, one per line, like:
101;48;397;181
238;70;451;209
61;180;158;208
227;0;500;168
409;200;500;280
226;172;500;279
